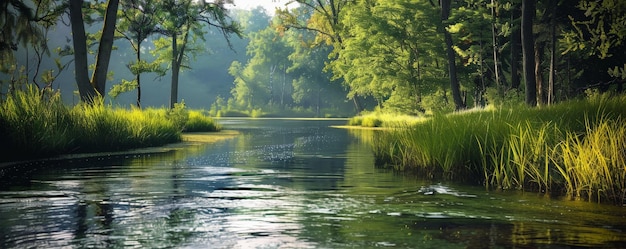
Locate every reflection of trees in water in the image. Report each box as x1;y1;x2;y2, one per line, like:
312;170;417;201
73;179;116;247
66;150;204;248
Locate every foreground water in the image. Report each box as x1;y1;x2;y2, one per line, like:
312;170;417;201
0;119;625;248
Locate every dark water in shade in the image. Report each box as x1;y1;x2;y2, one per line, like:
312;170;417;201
1;118;625;248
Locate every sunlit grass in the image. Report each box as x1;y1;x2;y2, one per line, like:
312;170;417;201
0;87;220;162
556;117;626;203
184;110;221;132
348;112;426;127
366;93;626;204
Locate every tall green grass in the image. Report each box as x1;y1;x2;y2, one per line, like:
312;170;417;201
348;112;426;128
368;94;626;204
184;110;221;132
0;87;219;162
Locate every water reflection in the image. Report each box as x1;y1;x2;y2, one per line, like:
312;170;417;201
0;118;625;248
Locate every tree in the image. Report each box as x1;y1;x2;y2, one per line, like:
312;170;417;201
1;0;64;94
154;0;240;109
521;0;536;106
331;0;447;113
91;0;119;97
113;0;162;108
509;1;521;90
440;0;466;110
69;0;120;103
227;21;293;111
69;0;97;102
563;0;626;82
278;0;365;112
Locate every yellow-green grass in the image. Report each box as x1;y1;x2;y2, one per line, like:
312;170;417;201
0;87;219;162
369;94;626;204
184;110;221;132
348;112;426;128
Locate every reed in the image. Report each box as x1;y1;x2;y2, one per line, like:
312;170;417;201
1;87;220;162
348;112;425;128
555;117;626;204
367;93;626;204
0;87;73;159
184;110;221;132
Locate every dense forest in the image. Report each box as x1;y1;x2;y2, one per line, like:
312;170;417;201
1;0;625;116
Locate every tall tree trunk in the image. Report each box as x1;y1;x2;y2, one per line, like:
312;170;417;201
441;0;465;110
69;0;97;103
170;28;190;109
136;42;142;108
521;0;536;106
352;97;362;113
170;33;179;109
91;0;119;97
548;0;556;105
491;0;502;91
535;41;545;105
510;4;521;90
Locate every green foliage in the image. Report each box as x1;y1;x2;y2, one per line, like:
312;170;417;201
109;79;138;98
167;100;189;131
224;11;352;117
483;87;525;108
562;0;626;59
331;0;445;112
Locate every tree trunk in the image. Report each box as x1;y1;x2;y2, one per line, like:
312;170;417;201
136;41;142;108
548;0;556;105
170;33;179;109
441;0;465;110
69;0;97;103
521;0;536;106
91;0;119;97
352;96;363;113
491;0;502;91
170;28;190;109
535;41;546;105
510;4;521;90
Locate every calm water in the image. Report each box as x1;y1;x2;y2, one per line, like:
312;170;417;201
1;119;625;248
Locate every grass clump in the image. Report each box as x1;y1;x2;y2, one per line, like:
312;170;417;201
368;93;626;204
0;87;220;162
348;112;425;128
184;110;221;132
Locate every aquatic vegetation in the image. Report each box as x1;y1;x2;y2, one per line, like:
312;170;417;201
0;87;219;162
366;94;626;204
555;117;626;203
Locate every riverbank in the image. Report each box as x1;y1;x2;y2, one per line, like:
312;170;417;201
0;87;220;163
350;93;626;205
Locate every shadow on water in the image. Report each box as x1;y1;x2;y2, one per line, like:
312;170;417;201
0;118;625;248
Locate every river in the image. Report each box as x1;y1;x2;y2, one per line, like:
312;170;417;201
0;118;625;248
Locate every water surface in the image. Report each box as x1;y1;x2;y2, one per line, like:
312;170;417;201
1;119;625;248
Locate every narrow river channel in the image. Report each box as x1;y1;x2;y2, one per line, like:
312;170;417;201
1;119;625;248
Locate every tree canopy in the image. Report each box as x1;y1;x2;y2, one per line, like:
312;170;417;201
1;0;624;115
